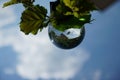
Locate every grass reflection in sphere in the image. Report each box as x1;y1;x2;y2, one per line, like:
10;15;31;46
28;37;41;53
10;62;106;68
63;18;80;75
48;25;85;49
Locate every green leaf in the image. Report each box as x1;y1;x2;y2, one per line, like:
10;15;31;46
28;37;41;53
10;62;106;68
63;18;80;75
79;14;91;23
3;0;19;7
3;0;34;7
50;0;96;32
61;0;97;18
2;0;97;35
20;5;47;35
51;16;85;31
63;0;72;9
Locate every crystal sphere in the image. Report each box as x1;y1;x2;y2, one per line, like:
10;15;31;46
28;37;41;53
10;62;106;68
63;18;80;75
48;25;85;49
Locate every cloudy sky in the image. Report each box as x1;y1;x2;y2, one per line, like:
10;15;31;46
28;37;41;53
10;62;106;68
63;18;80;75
0;0;120;80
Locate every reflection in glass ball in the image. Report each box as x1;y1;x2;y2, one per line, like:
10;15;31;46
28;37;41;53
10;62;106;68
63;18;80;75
48;25;85;49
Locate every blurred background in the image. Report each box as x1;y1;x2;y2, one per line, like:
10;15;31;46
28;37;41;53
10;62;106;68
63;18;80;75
0;0;120;80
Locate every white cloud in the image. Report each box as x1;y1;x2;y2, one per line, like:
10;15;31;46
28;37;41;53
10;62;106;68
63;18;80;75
0;5;16;28
16;46;89;80
0;3;90;80
93;70;102;80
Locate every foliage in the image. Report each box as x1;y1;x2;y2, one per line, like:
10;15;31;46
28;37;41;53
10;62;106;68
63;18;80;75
3;0;34;7
20;5;47;34
2;0;97;35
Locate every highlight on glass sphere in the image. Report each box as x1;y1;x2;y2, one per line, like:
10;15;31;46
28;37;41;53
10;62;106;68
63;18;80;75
48;25;85;49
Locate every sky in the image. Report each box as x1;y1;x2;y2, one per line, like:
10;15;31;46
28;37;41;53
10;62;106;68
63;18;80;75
0;0;120;80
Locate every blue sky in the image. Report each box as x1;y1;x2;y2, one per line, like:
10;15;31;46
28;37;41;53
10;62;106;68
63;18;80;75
0;0;120;80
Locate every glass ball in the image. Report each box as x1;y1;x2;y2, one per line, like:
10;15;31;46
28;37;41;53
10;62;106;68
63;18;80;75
48;25;85;49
